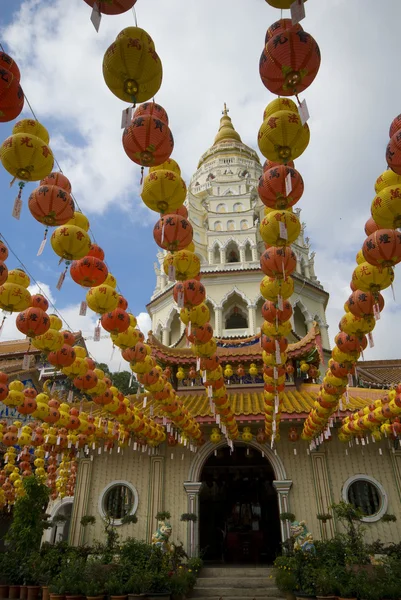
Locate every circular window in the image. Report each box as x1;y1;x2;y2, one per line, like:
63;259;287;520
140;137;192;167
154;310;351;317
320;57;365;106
98;481;138;525
342;475;388;523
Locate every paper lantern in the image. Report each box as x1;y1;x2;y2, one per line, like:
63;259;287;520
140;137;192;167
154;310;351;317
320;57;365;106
40;172;72;193
101;308;130;334
334;332;367;355
51;225;91;260
0;241;8;261
194;338;217;358
260;22;320;96
192;323;213;344
173;280;206;308
141;170;186;213
260;210;301;245
0;262;8;286
352;263;394;294
374;169;401;194
261;334;288;354
0;52;20;80
67;211;90;231
262;299;293;323
386;129;401;175
103;27;162;103
339;313;375;337
28;184;74;226
134;101;168;123
0;67;24;123
260;246;296;278
265;0;308;8
48;345;76;368
263;158;295;172
86;284;119;314
180;303;210;327
122;342;150;363
87;243;104;260
364;217;380;236
31;328;63;352
153;214;193;251
70;256;108;287
163;250;200;280
13;119;49;144
262;319;292;338
258;98;310;163
0;282;31;312
258;165;304;209
371;185;401;229
362;229;401;268
348;290;384;318
260;275;294;301
16;307;50;337
1;132;53;181
123;115;173;168
83;0;137;15
111;325;141;349
74;370;98;391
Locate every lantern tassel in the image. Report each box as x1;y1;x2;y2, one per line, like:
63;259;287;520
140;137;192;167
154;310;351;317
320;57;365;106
37;227;48;256
0;315;6;337
12;182;25;220
140;166;144;186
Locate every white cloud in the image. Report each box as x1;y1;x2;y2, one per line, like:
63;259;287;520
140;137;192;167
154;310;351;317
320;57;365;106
136;311;151;336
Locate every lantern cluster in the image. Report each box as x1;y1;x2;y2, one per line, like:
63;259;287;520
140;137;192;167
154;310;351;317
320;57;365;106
303;116;401;442
0;51;24;123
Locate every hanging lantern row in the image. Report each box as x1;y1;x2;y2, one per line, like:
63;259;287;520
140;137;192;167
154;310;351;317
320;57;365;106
303;115;401;442
0;51;24;123
257;7;321;443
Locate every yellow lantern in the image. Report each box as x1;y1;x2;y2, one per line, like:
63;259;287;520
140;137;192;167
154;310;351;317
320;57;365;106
224;364;233;378
332;346;359;364
111;326;141;349
300;362;310;373
66;211;90;231
0;132;53;182
356;250;365;265
87;284;119;314
7;269;30;288
103;27;162;103
263;373;285;386
31;329;63;352
130;354;154;375
260;210;301;246
87;379;107;397
241;427;253;443
193;338;217;358
128;314;137;327
260;276;294;301
371;185;401;229
49;314;63;331
210;427;221;443
74;346;87;358
206;366;223;381
261;319;292;337
262;350;287;366
12;119;50;144
150;158;181;175
352;263;394;294
4;380;24;407
104;273;117;289
183;241;195;253
258;99;310;163
51;224;91;260
164;250;201;281
0;282;31;312
176;368;185;381
141;170;187;213
62;357;88;378
180;303;210;327
340;312;375;336
374;169;401;193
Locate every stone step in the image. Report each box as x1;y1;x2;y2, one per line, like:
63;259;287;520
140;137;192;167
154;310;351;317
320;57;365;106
196;577;276;588
192;587;281;598
201;567;274;577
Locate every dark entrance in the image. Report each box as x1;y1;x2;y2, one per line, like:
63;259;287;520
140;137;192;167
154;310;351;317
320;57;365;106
199;445;281;564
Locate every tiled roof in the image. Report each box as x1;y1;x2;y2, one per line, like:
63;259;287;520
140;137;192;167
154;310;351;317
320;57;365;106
131;383;384;420
356;359;401;386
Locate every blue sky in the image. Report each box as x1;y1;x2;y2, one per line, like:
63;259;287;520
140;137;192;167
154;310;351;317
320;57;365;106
1;0;401;365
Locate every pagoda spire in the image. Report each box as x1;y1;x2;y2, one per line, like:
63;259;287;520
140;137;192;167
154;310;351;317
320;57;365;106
213;103;242;145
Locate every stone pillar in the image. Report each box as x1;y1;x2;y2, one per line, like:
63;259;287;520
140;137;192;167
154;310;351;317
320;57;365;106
248;304;256;335
251;245;258;262
295;259;302;275
219;247;225;264
162;328;169;346
215;306;223;337
69;459;93;546
273;480;293;542
239;246;246;264
183;481;202;557
160;273;167;290
310;452;335;539
208;249;214;265
319;323;330;349
306;317;314;332
304;263;311;279
147;456;165;543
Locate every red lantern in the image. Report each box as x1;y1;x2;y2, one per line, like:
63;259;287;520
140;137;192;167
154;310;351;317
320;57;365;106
18;397;37;415
193;323;213;344
138;368;160;387
364;218;380;236
16;307;50;337
237;365;245;378
173;280;206;308
40;172;72;193
174;205;188;218
260;22;321;96
261;334;288;353
362;229;401;268
85;357;96;371
0;67;24;123
0;382;8;402
93;390;113;406
0;261;8;286
73;370;98;390
334;332;367;354
263;159;294;172
387;129;401;175
117;295;128;310
83;0;136;14
201;355;220;371
70;257;108;287
61;330;75;346
390;114;401;138
48;345;76;368
286;363;294;375
262;299;293;323
348;290;384;318
153;215;193;251
0;240;8;261
260;246;297;278
264;365;286;378
308;365;318;379
258;166;304;209
87;244;105;260
265;18;303;43
330;361;354;378
28;185;75;226
134;101;168;124
0;52;20;80
122;343;148;363
288;427;299;442
31;294;49;311
101;308;130;335
122;114;174;167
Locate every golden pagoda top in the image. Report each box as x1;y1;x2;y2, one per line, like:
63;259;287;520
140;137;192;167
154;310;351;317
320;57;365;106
213;103;242;145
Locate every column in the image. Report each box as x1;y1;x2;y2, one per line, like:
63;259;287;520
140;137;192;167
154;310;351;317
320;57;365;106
162;328;169;346
183;482;202;557
215;306;223;337
251;245;258;262
304;264;311;279
273;480;293;542
160;273;167;290
239;246;246;263
69;458;93;546
147;456;165;543
390;450;401;502
208;249;214;264
295;259;302;275
219;247;225;264
306;317;314;332
310;453;335;540
248;304;256;335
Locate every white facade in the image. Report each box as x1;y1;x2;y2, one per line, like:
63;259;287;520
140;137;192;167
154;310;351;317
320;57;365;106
149;108;330;349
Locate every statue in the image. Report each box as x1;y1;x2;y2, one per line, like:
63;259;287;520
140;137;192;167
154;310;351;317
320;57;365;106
151;518;173;553
290;520;315;553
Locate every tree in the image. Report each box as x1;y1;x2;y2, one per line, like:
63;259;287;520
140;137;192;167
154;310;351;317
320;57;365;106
96;362;111;376
110;371;138;395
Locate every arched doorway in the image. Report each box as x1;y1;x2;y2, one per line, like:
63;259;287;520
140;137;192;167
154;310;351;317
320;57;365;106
198;445;281;564
43;497;74;544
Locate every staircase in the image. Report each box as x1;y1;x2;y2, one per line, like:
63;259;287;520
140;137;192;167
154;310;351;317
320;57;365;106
190;566;284;600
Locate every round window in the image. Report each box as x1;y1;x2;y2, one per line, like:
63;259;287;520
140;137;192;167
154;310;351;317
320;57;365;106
342;475;387;522
99;481;138;524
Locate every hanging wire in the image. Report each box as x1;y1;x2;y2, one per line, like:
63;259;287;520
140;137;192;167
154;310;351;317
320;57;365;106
0;40;127;304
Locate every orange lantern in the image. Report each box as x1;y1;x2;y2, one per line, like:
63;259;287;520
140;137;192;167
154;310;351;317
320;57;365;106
73;370;98;391
40;171;71;193
0;66;24;123
134;101;168;123
0;262;8;286
28;184;74;226
61;330;75;346
261;334;288;354
122;342;149;363
48;345;76;368
83;0;136;14
348;290;384;318
288;427;299;442
0;52;20;80
192;323;213;344
258;165;304;209
31;294;49;311
173;280;206;308
16;307;50;337
261;299;293;323
362;229;401;268
87;243;105;260
334;332;367;355
101;308;130;334
123;114;173;167
260;246;297;278
153;214;193;251
70;256;108;287
386;129;401;175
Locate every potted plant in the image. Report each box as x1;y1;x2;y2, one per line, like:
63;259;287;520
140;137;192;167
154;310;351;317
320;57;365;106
180;513;197;523
83;580;105;600
144;572;171;600
126;570;151;600
49;557;85;600
315;568;336;600
105;568;127;600
274;556;297;600
381;513;397;522
337;572;357;600
280;512;296;523
170;568;196;600
83;561;108;600
316;513;333;525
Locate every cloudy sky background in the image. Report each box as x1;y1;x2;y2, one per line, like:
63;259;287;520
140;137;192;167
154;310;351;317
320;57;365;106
0;0;401;369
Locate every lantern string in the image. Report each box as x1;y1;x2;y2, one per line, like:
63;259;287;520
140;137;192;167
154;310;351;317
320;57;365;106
0;40;127;304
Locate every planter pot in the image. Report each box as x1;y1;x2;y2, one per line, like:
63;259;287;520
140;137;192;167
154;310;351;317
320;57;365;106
316;597;337;600
347;564;374;576
42;587;50;600
86;596;104;600
0;585;9;600
295;596;315;600
65;596;82;600
338;598;356;600
285;594;296;600
127;595;144;600
110;596;127;600
146;595;171;600
27;586;41;600
20;586;28;600
9;586;21;600
49;595;65;600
